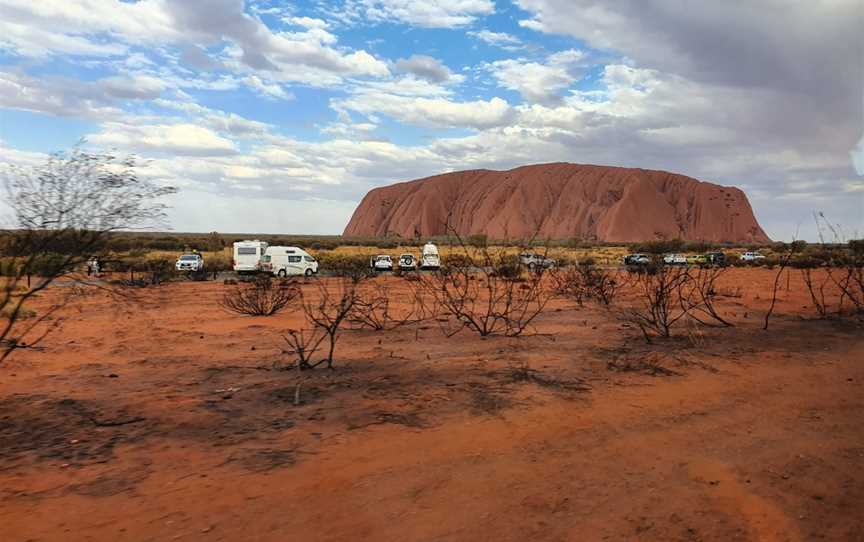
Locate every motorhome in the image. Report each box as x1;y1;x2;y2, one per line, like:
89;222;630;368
233;240;268;274
421;242;440;270
265;246;318;277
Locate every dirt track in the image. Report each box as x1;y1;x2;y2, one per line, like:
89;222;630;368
1;269;862;541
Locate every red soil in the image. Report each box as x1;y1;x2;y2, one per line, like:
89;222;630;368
1;269;861;541
343;163;771;243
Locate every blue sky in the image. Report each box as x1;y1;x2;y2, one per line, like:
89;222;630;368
0;0;861;240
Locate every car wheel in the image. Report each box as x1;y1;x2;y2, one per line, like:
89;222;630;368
305;268;313;277
277;269;287;278
528;262;536;271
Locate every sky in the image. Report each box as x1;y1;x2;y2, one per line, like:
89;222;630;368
0;0;862;241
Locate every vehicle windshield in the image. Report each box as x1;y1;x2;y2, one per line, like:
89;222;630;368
180;255;198;261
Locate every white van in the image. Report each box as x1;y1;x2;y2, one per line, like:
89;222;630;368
233;240;268;274
265;246;319;277
421;242;440;270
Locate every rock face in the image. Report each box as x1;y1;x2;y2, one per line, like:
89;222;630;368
343;163;771;243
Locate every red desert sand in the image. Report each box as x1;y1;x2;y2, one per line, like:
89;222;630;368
1;269;862;541
343;163;771;244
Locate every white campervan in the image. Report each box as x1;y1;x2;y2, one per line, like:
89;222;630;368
233;240;268;274
421;242;440;270
265;246;319;277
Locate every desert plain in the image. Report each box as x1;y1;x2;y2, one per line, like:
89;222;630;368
0;268;862;542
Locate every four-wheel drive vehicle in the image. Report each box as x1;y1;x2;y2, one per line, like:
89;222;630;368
175;253;204;272
740;251;766;262
233;240;268;274
421;242;440;270
371;255;393;271
398;253;417;270
265;246;318;277
663;253;687;265
704;252;728;266
519;252;557;270
623;253;651;266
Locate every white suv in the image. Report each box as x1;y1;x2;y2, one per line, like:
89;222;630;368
740;251;766;262
176;253;204;272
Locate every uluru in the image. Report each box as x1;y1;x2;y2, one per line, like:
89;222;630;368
344;163;771;243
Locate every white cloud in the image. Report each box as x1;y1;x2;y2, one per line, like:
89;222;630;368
243;75;294;100
0;0;390;85
89;122;237;156
488;49;586;105
394;55;460;84
468;30;523;50
0;69;166;119
334;93;514;129
350;0;495;27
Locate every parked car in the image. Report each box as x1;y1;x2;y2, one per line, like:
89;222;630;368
704;252;728;267
623;253;651;266
371;255;393;271
175;253;204;272
520;252;557;270
420;242;440;270
663;253;687;265
265;246;318;277
686;254;707;266
740;251;766;262
398;253;417;270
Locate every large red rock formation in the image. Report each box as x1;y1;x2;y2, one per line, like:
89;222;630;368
343;163;770;243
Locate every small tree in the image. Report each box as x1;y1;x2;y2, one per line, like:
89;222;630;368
552;262;624;307
620;264;692;342
220;275;299;316
417;229;553;338
283;279;359;370
348;280;430;331
0;147;176;360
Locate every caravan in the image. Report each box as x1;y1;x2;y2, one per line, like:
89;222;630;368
233;240;268;274
420;242;440;270
265;246;318;277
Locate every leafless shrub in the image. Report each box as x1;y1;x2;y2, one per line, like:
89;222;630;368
220;276;299;316
417;237;553;337
551;263;625;306
800;267;833;318
283;280;359;370
348;280;431;331
679;266;734;327
618;265;693;342
763;241;802;330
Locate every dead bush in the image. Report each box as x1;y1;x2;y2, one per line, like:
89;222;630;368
417;234;553;337
283;279;359;370
418;232;552;337
349;281;431;331
679;266;734;327
220;276;298;316
618;265;692;342
552;264;624;306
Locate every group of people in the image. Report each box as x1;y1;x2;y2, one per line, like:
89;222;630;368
86;257;100;277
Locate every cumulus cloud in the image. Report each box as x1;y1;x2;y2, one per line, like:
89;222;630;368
488;49;586;105
394;55;459;84
0;0;390;84
349;0;495;28
334;93;514;130
468;30;523;50
0;70;166;119
89;122;237;156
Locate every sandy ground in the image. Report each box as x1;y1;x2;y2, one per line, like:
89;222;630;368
1;269;862;541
